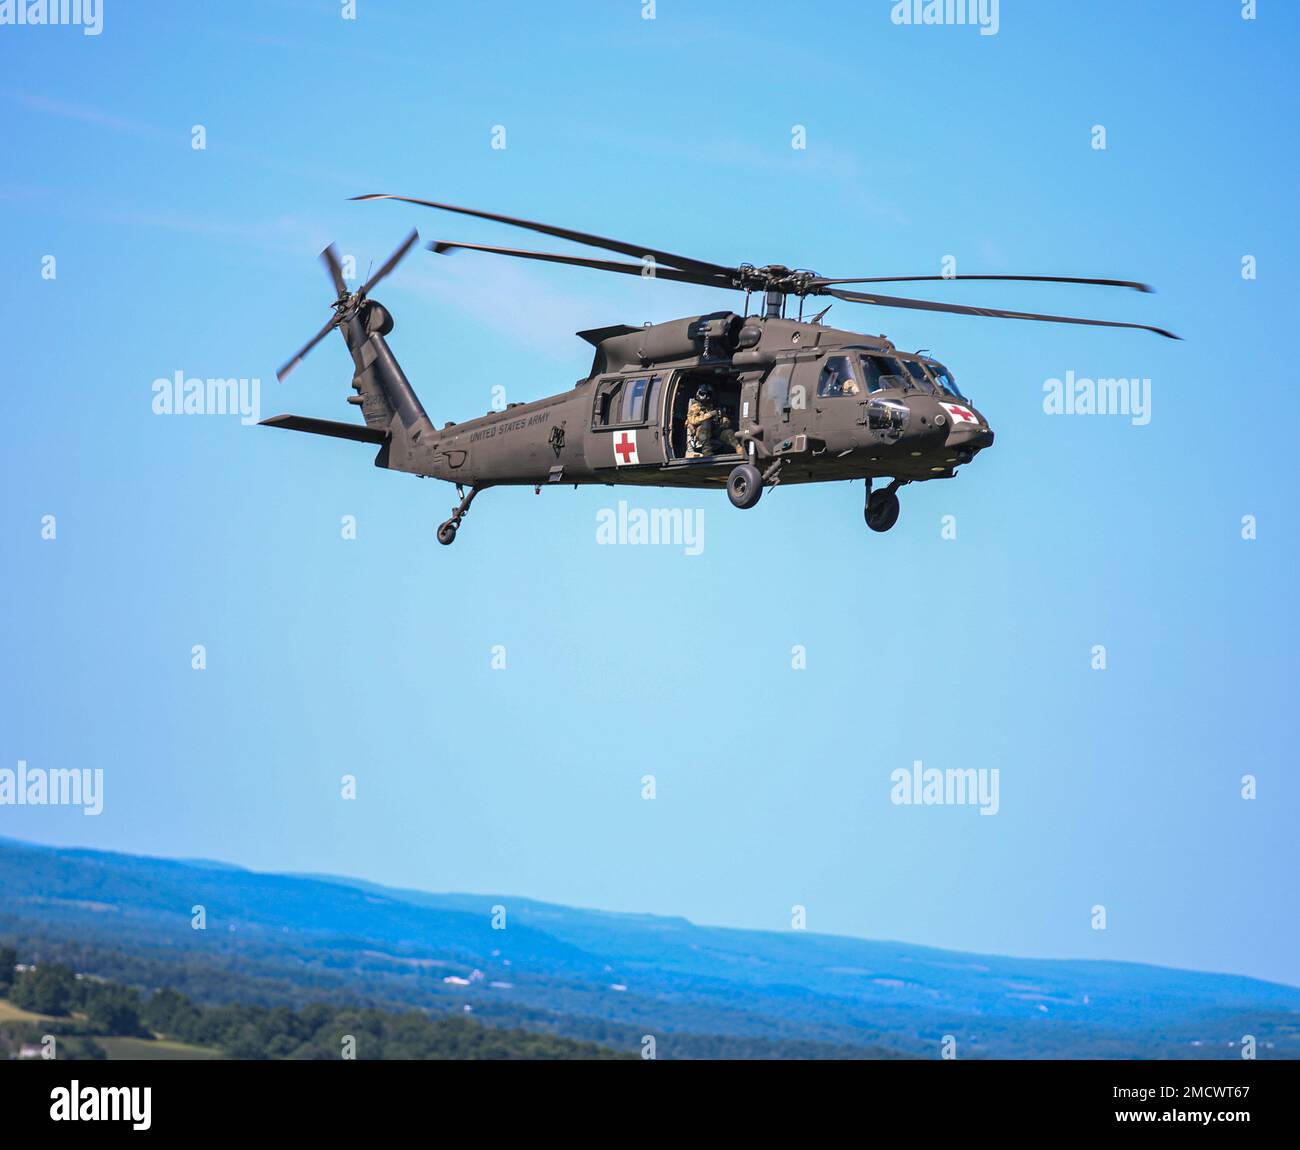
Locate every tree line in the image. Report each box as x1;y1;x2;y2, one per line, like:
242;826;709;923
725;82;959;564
1;951;626;1060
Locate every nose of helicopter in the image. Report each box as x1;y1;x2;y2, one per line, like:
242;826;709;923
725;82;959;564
937;399;994;451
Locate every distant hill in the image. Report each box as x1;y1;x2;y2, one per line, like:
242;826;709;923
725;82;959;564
2;837;1297;1059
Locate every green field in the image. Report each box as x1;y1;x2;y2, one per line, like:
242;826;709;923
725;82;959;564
1;995;222;1060
98;1036;221;1060
0;998;59;1025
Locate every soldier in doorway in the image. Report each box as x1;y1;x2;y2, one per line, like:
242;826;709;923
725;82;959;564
685;382;742;458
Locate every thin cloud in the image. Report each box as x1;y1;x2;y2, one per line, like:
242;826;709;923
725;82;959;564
6;90;160;139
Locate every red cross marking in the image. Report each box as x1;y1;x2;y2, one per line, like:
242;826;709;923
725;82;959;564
614;432;636;462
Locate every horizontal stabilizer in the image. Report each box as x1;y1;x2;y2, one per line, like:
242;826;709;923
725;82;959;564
259;414;389;444
576;323;640;347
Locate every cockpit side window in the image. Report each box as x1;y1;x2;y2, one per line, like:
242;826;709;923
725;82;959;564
859;354;908;393
817;355;860;397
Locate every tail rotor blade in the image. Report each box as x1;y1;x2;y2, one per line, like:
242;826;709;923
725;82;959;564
276;314;340;382
320;244;348;296
360;228;420;296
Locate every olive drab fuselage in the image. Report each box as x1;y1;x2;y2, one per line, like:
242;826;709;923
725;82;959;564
392;312;994;492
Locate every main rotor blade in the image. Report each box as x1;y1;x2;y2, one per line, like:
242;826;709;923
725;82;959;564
813;273;1153;293
320;244;347;296
430;239;733;288
825;287;1180;339
360;228;420;296
276;314;340;382
354;193;735;281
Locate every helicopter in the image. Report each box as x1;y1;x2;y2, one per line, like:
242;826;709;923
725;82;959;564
265;195;1177;544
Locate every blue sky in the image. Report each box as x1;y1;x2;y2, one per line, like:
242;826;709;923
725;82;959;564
2;1;1297;986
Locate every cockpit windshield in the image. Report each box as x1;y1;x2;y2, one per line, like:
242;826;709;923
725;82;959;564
925;361;965;399
858;354;910;393
899;359;937;395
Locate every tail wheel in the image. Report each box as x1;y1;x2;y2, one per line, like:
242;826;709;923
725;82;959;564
865;489;901;533
436;521;458;546
727;463;763;510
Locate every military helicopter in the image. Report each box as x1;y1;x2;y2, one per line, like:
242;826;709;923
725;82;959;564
266;195;1177;544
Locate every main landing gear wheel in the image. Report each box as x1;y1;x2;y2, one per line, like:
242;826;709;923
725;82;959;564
727;463;763;510
437;485;482;545
865;488;901;533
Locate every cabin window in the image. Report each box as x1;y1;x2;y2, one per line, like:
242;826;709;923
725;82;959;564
593;379;623;427
595;375;660;428
621;377;650;423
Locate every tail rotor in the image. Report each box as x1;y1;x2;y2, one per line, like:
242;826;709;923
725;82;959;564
276;229;419;382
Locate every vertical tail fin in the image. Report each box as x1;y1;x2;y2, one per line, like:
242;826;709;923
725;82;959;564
339;303;435;471
267;232;434;471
